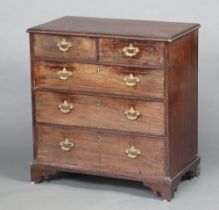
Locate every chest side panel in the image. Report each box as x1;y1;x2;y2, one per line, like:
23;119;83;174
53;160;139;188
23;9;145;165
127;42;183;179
167;30;198;176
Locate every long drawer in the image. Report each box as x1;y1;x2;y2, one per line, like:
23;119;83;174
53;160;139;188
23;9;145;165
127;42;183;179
36;125;165;177
35;91;165;136
33;61;164;99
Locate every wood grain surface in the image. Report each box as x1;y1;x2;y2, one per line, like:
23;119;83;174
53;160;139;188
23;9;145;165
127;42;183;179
33;34;97;61
167;31;198;176
99;38;165;67
27;16;200;42
33;61;164;99
36;125;165;177
35;91;165;135
28;16;200;201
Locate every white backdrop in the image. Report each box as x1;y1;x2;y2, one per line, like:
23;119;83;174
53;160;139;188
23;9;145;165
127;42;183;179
0;0;218;209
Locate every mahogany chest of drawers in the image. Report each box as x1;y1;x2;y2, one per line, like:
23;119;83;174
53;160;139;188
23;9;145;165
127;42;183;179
28;16;200;200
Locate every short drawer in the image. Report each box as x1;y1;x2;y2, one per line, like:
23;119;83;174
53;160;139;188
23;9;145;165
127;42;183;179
99;39;165;67
33;61;164;99
32;34;97;61
35;91;165;136
36;125;99;169
99;131;165;177
36;125;165;177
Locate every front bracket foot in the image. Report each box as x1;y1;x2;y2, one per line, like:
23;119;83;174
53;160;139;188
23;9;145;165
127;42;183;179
31;164;57;183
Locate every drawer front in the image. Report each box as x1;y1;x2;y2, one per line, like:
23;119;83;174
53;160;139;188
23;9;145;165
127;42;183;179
33;61;164;99
35;91;165;136
36;125;99;169
99;39;164;67
32;34;97;61
99;132;165;176
36;125;165;177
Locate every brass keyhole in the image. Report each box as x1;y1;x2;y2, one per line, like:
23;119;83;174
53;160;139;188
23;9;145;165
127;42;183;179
97;135;102;142
97;99;101;106
96;68;101;77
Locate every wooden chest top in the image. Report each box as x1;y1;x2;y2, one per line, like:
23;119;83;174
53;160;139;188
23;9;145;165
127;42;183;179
27;16;200;42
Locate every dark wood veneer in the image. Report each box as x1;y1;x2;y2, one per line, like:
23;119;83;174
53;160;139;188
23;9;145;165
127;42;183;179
36;125;165;177
35;91;165;136
28;16;200;201
33;61;165;99
33;34;97;61
27;16;200;42
99;38;165;67
167;31;199;176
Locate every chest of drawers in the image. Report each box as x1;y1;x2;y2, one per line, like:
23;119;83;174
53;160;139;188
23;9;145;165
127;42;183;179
28;16;200;201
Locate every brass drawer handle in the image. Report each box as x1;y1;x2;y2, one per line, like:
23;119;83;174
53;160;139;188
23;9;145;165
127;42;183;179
58;68;72;80
57;38;72;52
124;107;140;120
124;74;140;87
123;43;139;57
58;100;74;113
59;138;75;151
125;146;141;159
